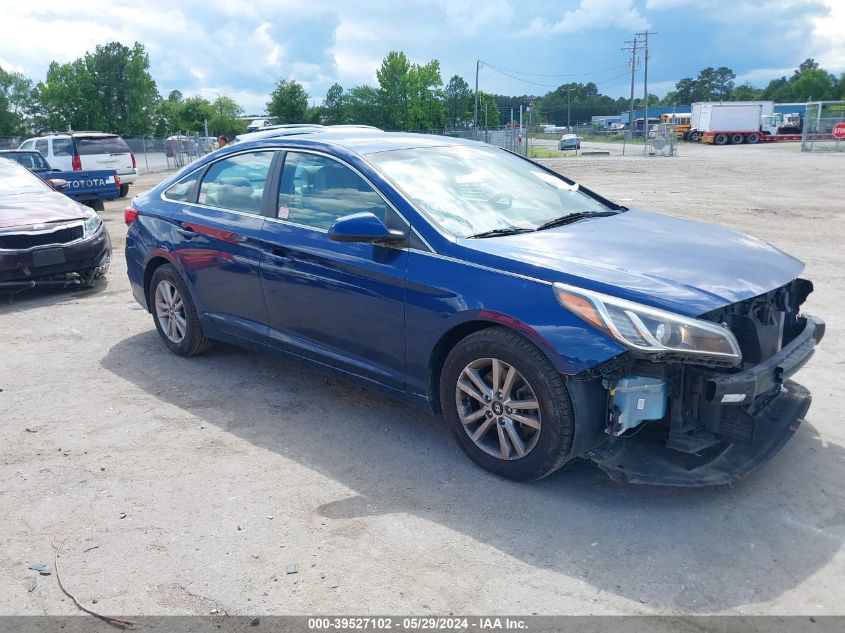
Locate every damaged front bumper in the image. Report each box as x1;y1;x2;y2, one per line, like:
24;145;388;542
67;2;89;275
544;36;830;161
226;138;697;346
0;227;112;289
587;315;825;486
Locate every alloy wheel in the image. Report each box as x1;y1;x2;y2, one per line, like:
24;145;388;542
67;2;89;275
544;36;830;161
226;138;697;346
154;280;187;343
455;357;542;460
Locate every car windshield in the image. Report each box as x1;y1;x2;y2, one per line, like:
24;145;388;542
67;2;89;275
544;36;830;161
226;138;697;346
368;144;612;237
0;160;49;196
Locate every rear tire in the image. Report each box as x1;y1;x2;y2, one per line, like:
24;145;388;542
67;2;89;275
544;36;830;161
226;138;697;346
714;133;729;145
440;327;575;482
119;184;130;198
149;264;213;357
746;132;760;144
730;133;745;144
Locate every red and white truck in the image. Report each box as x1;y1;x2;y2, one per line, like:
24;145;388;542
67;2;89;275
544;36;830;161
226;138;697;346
690;102;803;145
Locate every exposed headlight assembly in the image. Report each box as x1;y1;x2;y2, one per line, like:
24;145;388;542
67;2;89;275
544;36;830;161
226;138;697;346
83;212;102;237
553;282;742;365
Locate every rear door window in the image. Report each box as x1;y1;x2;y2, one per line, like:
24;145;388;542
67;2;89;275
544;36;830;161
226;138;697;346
164;171;201;202
52;139;74;156
198;151;275;214
75;136;131;155
35;140;48;156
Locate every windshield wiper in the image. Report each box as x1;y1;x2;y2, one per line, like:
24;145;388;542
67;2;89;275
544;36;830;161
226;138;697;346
535;210;617;231
467;226;535;239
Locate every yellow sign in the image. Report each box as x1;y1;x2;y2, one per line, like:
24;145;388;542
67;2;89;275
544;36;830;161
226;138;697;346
829;105;845;111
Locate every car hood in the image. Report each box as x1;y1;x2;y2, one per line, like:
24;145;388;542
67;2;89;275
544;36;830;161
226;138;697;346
457;209;804;316
0;191;88;231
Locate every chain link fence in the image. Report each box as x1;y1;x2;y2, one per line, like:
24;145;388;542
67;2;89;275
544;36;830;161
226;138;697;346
801;101;845;152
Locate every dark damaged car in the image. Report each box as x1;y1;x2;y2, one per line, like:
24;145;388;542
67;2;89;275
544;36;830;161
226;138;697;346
125;132;824;486
0;158;111;290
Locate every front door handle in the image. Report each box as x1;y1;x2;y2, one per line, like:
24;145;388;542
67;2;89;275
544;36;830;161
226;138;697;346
264;247;290;265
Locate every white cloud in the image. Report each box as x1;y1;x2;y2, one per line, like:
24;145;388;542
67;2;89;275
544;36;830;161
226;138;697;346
543;0;650;34
644;0;700;9
811;0;845;73
438;0;513;36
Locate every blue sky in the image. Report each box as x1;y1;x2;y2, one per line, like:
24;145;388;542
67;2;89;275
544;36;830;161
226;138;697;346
1;1;842;114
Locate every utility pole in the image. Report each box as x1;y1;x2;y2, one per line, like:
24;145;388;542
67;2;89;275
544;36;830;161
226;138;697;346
474;60;480;140
622;35;639;143
567;88;571;130
638;31;658;155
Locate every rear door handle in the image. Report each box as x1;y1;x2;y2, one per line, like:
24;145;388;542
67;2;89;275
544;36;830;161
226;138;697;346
176;226;199;239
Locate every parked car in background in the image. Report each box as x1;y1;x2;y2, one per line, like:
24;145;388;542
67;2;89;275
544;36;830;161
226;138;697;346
164;135;199;158
124;131;823;486
0;158;111;289
246;119;272;132
18;132;137;198
558;133;581;150
0;149;55;176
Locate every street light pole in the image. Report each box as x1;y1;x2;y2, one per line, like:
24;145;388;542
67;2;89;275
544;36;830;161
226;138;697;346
567;88;571;130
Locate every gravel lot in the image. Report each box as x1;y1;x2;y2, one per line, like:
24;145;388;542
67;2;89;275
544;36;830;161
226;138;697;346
2;141;843;616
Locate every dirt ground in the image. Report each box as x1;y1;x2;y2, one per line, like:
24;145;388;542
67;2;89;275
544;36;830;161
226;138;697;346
1;141;843;617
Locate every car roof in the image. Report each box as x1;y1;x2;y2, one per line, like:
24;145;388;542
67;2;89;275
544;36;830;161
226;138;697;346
0;149;38;153
29;132;120;139
244;130;479;155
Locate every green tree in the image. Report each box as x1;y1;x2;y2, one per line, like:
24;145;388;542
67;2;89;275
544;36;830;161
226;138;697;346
211;95;246;136
761;76;793;102
836;73;845;100
730;83;763;101
444;75;472;128
177;96;215;132
477;92;499;129
791;68;835;101
34;42;158;135
85;41;159;134
377;51;412;130
267;79;309;123
0;65;34;136
345;85;381;127
35;59;105;132
321;83;346;124
407;60;444;131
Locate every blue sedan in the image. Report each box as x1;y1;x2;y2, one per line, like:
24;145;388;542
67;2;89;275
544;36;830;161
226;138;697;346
125;131;823;485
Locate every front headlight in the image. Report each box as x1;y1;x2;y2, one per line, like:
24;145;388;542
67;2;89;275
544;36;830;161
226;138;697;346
83;212;102;237
553;282;742;364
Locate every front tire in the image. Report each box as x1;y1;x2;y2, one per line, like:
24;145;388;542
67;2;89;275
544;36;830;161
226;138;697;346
440;327;575;481
149;264;213;356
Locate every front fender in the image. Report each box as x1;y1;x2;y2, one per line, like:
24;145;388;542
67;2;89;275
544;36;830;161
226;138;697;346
404;251;626;400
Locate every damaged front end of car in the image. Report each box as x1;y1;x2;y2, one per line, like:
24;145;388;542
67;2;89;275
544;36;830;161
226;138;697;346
557;279;825;486
0;216;112;291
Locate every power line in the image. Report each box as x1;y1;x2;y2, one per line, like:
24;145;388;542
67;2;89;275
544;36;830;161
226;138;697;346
481;63;631;90
480;61;628;78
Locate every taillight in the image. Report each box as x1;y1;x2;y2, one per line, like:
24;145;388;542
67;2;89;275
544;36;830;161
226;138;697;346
131;152;136;169
71;154;81;171
124;206;139;225
115;175;121;189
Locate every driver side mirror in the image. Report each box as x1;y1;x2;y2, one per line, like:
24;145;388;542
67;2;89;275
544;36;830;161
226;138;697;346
328;212;405;244
46;178;69;192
